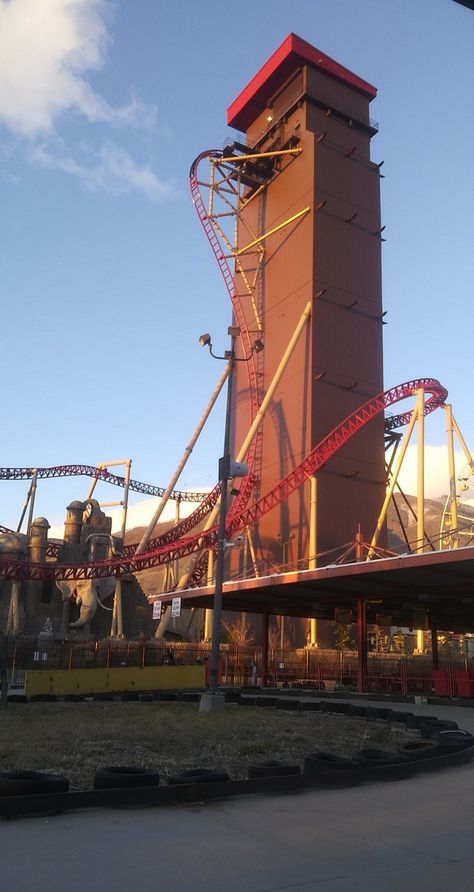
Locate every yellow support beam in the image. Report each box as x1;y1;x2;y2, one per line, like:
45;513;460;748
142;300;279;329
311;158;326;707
216;148;302;164
235;207;310;256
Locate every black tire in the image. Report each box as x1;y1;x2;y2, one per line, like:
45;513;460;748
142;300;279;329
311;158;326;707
398;739;443;761
419;719;459;736
29;694;57;703
0;770;69;796
167;768;229;786
352;748;409;766
275;698;300;710
346;704;367;718
93;766;160;790
93;693;114;702
153;692;176;701
432;730;474;753
238;696;256;707
389;711;414;725
255;697;278;708
320;701;349;715
7;694;28;704
138;693;154;702
64;694;84;702
248;760;301;778
176;692;200;702
406;715;438;730
224;690;240;704
121;692;139;702
297;701;322;712
304;752;357;773
365;706;393;721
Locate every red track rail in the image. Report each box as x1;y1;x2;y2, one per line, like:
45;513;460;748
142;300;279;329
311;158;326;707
0;378;447;581
189;151;260;521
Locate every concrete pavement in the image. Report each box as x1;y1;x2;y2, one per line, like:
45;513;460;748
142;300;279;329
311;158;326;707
2;699;474;892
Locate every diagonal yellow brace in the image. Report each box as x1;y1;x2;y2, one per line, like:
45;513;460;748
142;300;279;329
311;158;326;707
235;206;311;256
215;148;302;164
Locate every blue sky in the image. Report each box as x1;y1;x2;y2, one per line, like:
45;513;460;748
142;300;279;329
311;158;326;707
1;0;473;533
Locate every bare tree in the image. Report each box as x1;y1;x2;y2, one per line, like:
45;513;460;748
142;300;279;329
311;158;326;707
223;615;255;649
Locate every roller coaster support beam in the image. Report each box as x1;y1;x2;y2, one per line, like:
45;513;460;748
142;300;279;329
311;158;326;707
17;469;38;535
136;364;229;557
309;476;318;647
416;388;425;654
445;405;459;549
235;207;310;256
176;301;312;594
451;414;474;473
367;397;419;559
199;328;242;710
262;609;269;688
357;599;367;693
110;459;131;638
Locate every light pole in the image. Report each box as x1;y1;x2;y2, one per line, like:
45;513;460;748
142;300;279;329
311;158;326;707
198;326;262;712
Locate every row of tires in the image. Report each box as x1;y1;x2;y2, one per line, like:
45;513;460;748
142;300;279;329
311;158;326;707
8;691;201;703
1;728;473;797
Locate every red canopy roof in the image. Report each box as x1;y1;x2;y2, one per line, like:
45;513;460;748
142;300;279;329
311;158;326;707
227;33;377;131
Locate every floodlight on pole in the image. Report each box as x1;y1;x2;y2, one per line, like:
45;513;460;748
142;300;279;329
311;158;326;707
198;325;262;712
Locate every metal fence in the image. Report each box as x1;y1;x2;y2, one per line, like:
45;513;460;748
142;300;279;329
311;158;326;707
4;639;474;697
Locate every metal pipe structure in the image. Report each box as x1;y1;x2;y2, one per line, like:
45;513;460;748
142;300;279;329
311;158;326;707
416;388;425;654
135;364;229;556
25;470;38;537
110;459;131;638
309;475;318;646
452;415;474;473
445;404;459;548
416;388;425;554
208;329;238;695
357;598;367;693
16;470;37;534
367;400;419;558
176;301;312;592
235;207;310;256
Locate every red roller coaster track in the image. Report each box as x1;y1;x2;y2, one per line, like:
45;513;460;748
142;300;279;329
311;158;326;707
0;149;448;583
0;377;447;581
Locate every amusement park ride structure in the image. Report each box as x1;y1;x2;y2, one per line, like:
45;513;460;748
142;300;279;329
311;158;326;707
1;35;474;657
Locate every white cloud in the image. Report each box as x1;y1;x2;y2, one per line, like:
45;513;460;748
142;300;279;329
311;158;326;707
0;0;156;136
0;0;168;201
31;141;173;202
397;444;473;499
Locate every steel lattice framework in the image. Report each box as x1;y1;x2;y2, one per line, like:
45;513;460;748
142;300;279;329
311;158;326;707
0;465;206;503
0;377;447;581
0;145;449;585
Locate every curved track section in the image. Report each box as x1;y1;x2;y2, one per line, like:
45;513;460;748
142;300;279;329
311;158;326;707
189;151;261;520
0;379;447;581
0;465;206;503
228;378;447;533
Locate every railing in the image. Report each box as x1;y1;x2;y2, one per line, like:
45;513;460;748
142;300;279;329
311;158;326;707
4;640;474;698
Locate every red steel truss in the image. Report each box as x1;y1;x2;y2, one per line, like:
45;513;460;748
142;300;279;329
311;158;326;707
0;464;206;503
0;378;447;581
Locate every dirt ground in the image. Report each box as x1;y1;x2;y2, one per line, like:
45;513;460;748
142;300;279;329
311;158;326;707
0;700;411;790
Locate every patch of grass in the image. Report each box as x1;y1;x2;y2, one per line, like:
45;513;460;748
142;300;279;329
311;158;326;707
0;701;411;790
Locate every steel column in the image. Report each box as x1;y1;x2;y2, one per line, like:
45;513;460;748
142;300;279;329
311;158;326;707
357;598;367;693
262;610;269;688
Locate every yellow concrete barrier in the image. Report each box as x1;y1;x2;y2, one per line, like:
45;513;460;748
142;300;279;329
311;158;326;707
24;665;205;696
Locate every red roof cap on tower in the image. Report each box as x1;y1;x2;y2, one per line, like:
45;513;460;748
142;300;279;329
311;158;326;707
227;33;377;131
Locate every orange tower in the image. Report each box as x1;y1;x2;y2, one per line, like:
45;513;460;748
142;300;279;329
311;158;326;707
227;35;385;571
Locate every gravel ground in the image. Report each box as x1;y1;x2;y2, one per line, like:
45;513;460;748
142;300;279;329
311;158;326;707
0;700;412;790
